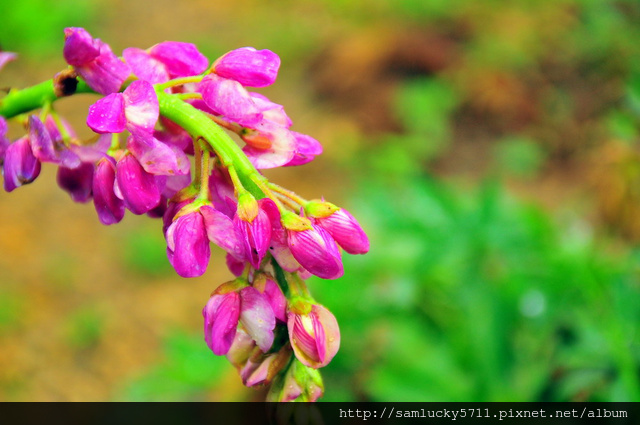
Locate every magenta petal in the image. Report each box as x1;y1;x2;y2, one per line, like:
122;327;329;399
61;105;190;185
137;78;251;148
288;304;340;368
123;47;169;84
200;205;245;259
203;292;241;355
93;157;125;225
259;277;287;323
287;224;343;279
3;137;41;192
0;117;9;160
284;133;323;167
239;287;276;352
214;47;280;88
57;163;94;203
127;134;190;176
226;254;245;277
234;208;271;269
75;40;130;95
63;27;100;66
315;208;369;254
198;74;260;122
87;93;127;134
70;134;111;163
149;41;209;77
250;92;292;127
28;115;57;163
115;153;161;214
166;211;210;277
243;123;296;169
123;80;159;136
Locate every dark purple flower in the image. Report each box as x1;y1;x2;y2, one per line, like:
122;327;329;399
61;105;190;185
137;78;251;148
63;27;130;95
213;47;280;88
93;157;125;225
57;162;94;203
3;136;41;192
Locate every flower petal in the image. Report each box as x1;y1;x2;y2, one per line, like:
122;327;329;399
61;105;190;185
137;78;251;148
123;80;159;136
87;93;127;134
240;287;276;352
214;47;280;87
123;47;170;84
149;41;209;77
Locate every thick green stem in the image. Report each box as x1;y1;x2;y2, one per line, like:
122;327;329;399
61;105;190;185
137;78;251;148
0;77;267;200
155;91;266;198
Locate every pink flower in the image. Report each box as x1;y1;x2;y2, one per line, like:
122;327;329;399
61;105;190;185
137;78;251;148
285;219;344;280
203;282;276;355
165;209;211;278
63;27;130;95
234;195;273;269
114;152;161;214
93;157;125;225
87;80;158;137
306;202;370;255
287;303;340;369
213;47;280;88
123;42;208;83
2;136;41;192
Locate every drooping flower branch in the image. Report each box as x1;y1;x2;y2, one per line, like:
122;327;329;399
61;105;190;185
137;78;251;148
0;28;369;401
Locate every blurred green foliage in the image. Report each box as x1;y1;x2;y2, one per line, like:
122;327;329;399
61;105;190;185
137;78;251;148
120;332;229;401
0;0;98;57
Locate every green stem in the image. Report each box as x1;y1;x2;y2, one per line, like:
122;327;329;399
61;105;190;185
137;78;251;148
0;77;267;201
155;91;265;198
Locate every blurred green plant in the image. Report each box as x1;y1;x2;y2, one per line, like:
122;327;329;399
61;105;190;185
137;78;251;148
0;0;99;57
119;331;230;401
313;174;640;401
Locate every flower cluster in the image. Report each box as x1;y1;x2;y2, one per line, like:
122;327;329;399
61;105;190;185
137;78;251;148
0;28;369;401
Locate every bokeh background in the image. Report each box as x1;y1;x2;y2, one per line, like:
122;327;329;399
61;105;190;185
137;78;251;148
1;0;640;401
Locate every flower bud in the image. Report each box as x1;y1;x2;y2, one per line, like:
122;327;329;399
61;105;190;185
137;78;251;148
203;281;276;356
240;344;291;387
214;47;281;88
306;202;370;254
267;358;324;402
284;212;343;280
57;162;94;203
115;152;161;214
165;209;211;278
287;302;340;369
203;286;241;356
234;196;272;269
3;137;41;192
93;157;125;225
63;27;130;95
253;273;287;323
